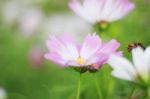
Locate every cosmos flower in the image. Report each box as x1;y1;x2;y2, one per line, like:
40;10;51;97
45;33;120;72
2;1;22;24
18;7;44;37
108;46;150;85
2;0;40;25
69;0;135;24
0;88;7;99
28;47;43;69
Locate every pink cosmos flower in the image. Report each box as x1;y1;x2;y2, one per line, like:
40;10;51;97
69;0;135;24
29;47;43;68
18;8;44;37
45;33;120;71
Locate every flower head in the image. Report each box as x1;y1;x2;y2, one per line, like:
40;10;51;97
108;45;150;86
45;33;120;72
28;47;43;69
18;8;44;37
69;0;135;24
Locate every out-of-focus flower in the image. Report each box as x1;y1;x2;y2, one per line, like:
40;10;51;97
18;8;44;37
108;46;150;86
1;0;44;26
0;88;7;99
45;33;120;72
69;0;135;24
41;14;92;41
2;2;21;24
28;47;44;69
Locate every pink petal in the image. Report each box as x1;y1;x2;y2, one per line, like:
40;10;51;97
90;39;121;69
45;33;79;67
86;52;108;69
100;39;120;55
45;53;67;67
108;0;135;21
69;0;84;19
80;33;101;62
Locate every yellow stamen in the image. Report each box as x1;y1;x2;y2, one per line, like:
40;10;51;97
76;57;85;65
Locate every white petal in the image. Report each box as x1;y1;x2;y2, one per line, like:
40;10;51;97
111;70;135;81
108;55;136;77
83;0;105;23
100;0;114;21
69;0;95;23
144;46;150;72
60;43;79;61
132;47;149;80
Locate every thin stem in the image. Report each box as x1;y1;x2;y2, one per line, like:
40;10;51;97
148;87;150;99
128;84;136;99
94;73;103;99
106;77;115;99
76;73;81;99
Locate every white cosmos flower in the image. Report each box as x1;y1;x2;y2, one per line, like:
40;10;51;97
108;46;150;84
2;1;21;24
1;0;38;24
69;0;135;24
0;88;7;99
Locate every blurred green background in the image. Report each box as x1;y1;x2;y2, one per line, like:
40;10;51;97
0;0;150;99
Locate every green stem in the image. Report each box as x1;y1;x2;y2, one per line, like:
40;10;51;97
76;74;81;99
148;87;150;99
106;76;114;99
94;73;103;99
128;85;136;99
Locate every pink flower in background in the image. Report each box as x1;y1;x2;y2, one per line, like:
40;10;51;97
69;0;135;24
18;8;44;37
29;47;43;69
45;33;120;70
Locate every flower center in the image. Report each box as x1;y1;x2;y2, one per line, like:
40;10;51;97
76;57;85;65
90;64;96;67
128;43;145;52
98;21;109;30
